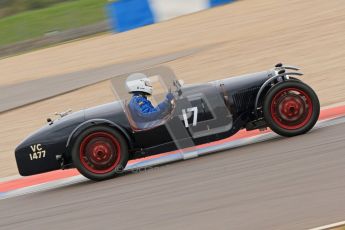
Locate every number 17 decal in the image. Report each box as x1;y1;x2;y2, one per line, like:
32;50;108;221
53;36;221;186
182;107;198;128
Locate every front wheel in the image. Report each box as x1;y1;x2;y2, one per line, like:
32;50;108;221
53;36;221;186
71;126;129;181
263;80;320;137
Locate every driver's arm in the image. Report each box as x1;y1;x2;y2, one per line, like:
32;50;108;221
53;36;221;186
135;94;173;120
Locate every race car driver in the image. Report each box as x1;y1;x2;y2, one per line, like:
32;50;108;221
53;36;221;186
126;73;174;122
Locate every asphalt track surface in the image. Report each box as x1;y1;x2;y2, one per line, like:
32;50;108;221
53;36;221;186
0;121;345;230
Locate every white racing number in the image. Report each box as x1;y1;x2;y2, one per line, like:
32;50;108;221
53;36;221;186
182;107;198;128
29;144;46;160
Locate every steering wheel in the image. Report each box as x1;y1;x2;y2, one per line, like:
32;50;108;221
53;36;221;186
172;80;183;96
166;80;182;106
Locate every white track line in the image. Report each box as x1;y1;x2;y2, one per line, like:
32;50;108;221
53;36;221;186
309;220;345;230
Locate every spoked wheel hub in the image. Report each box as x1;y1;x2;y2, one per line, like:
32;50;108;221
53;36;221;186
270;87;313;130
79;132;121;174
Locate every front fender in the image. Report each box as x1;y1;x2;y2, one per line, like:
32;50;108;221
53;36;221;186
66;119;134;150
254;72;303;117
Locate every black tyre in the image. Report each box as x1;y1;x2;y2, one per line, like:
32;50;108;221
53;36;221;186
263;80;320;137
71;126;129;181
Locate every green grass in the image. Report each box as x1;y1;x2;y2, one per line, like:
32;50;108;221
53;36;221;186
0;0;109;46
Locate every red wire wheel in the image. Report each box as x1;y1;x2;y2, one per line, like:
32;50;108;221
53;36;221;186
72;126;129;181
263;80;320;137
79;132;121;174
270;88;313;130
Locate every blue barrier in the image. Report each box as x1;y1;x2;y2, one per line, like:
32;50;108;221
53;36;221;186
107;0;155;32
209;0;234;7
107;0;236;33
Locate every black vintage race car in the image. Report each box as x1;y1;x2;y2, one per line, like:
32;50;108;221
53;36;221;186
15;64;320;181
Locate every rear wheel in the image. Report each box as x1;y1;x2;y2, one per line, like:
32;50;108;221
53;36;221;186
263;80;320;137
71;126;129;181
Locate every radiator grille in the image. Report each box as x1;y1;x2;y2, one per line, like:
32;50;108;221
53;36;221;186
232;87;260;113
